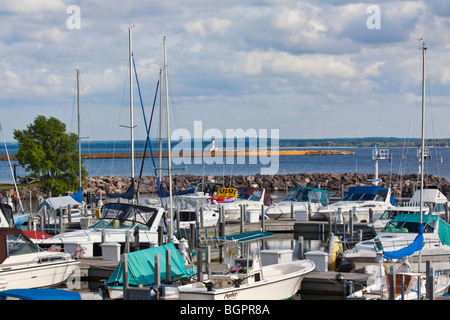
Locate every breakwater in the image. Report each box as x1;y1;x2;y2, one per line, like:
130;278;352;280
85;172;449;200
0;149;355;161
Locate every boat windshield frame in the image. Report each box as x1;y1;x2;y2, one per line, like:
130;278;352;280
90;203;159;230
281;187;328;205
381;219;435;234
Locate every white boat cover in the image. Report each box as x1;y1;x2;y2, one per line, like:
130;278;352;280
39;188;82;210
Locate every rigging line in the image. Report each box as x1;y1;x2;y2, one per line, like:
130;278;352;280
132;57;163;203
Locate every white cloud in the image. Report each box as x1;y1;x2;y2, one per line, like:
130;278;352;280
0;0;66;14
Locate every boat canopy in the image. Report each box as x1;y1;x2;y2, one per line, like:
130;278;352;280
342;186;397;205
382;214;450;246
37;187;82;210
107;242;195;287
215;231;274;243
91;202;160;230
281;187;329;206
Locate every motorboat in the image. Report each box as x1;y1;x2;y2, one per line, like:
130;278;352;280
177;231;315;300
207;187;273;222
0;228;79;290
408;188;449;218
36;202;166;257
318;185;396;223
265;187;329;221
343;213;450;273
347;261;450;300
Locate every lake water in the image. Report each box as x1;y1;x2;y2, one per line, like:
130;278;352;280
1;142;449;183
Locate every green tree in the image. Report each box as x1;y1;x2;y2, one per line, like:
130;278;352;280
13;115;87;195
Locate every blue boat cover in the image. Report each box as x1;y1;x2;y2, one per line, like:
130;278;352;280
383;224;424;260
0;289;81;300
107;242;195;287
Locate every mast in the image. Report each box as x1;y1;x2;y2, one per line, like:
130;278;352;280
159;68;163;184
164;36;174;239
76;68;82;189
419;41;427;272
129;26;135;184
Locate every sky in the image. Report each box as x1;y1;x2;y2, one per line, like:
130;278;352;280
0;0;449;143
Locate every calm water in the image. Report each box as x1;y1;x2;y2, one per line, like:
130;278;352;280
1;141;449;183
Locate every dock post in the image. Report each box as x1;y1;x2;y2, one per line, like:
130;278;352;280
240;205;244;233
369;208;374;223
68;204;72;224
298;236;304;260
328;212;332;238
349;209;354;239
189;222;196;249
388;266;395;300
196;249;203;282
290;201;294;220
155;254;161;286
205;245;210;275
123;254;129;300
124;230;131;253
133;226;140;251
261;204;265;231
166;249;172;283
426;261;434;300
158;225;164;245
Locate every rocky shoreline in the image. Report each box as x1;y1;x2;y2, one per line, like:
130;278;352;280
84;173;449;200
4;173;449;201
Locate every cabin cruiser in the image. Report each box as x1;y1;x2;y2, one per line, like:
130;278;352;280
343;213;450;273
368;206;430;234
318;186;396;223
408;188;449;218
36;202;166;257
0;228;79;290
265;187;329;221
209;187;273;222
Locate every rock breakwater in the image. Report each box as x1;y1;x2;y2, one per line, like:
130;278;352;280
85;173;449;200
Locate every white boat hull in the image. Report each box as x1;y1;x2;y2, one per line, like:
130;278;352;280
0;257;79;290
178;260;315;300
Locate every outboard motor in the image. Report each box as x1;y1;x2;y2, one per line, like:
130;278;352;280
98;280;110;299
148;285;180;300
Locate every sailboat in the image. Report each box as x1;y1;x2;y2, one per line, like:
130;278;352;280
35;28;167;257
0;123;30;226
35;69;93;229
343;43;450;274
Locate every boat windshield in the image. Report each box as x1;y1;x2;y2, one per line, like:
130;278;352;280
238;188;263;201
382;220;434;234
342;192;385;202
90;203;159;230
7;233;41;256
281;188;325;204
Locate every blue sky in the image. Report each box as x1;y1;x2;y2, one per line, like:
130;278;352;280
0;0;449;142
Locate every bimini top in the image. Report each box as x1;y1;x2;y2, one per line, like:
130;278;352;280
342;186;397;205
384;214;450;246
215;231;275;243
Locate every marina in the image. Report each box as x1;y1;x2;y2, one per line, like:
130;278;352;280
0;10;450;305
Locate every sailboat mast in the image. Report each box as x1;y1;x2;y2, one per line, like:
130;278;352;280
159;68;163;183
76;68;82;189
420;42;426;225
418;42;427;273
129;26;135;183
164;36;174;239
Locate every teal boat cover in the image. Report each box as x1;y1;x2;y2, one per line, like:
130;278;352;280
383;214;450;259
215;231;274;243
107;242;195;287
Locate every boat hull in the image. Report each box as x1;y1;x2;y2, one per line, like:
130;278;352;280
178;260;315;300
0;260;79;290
